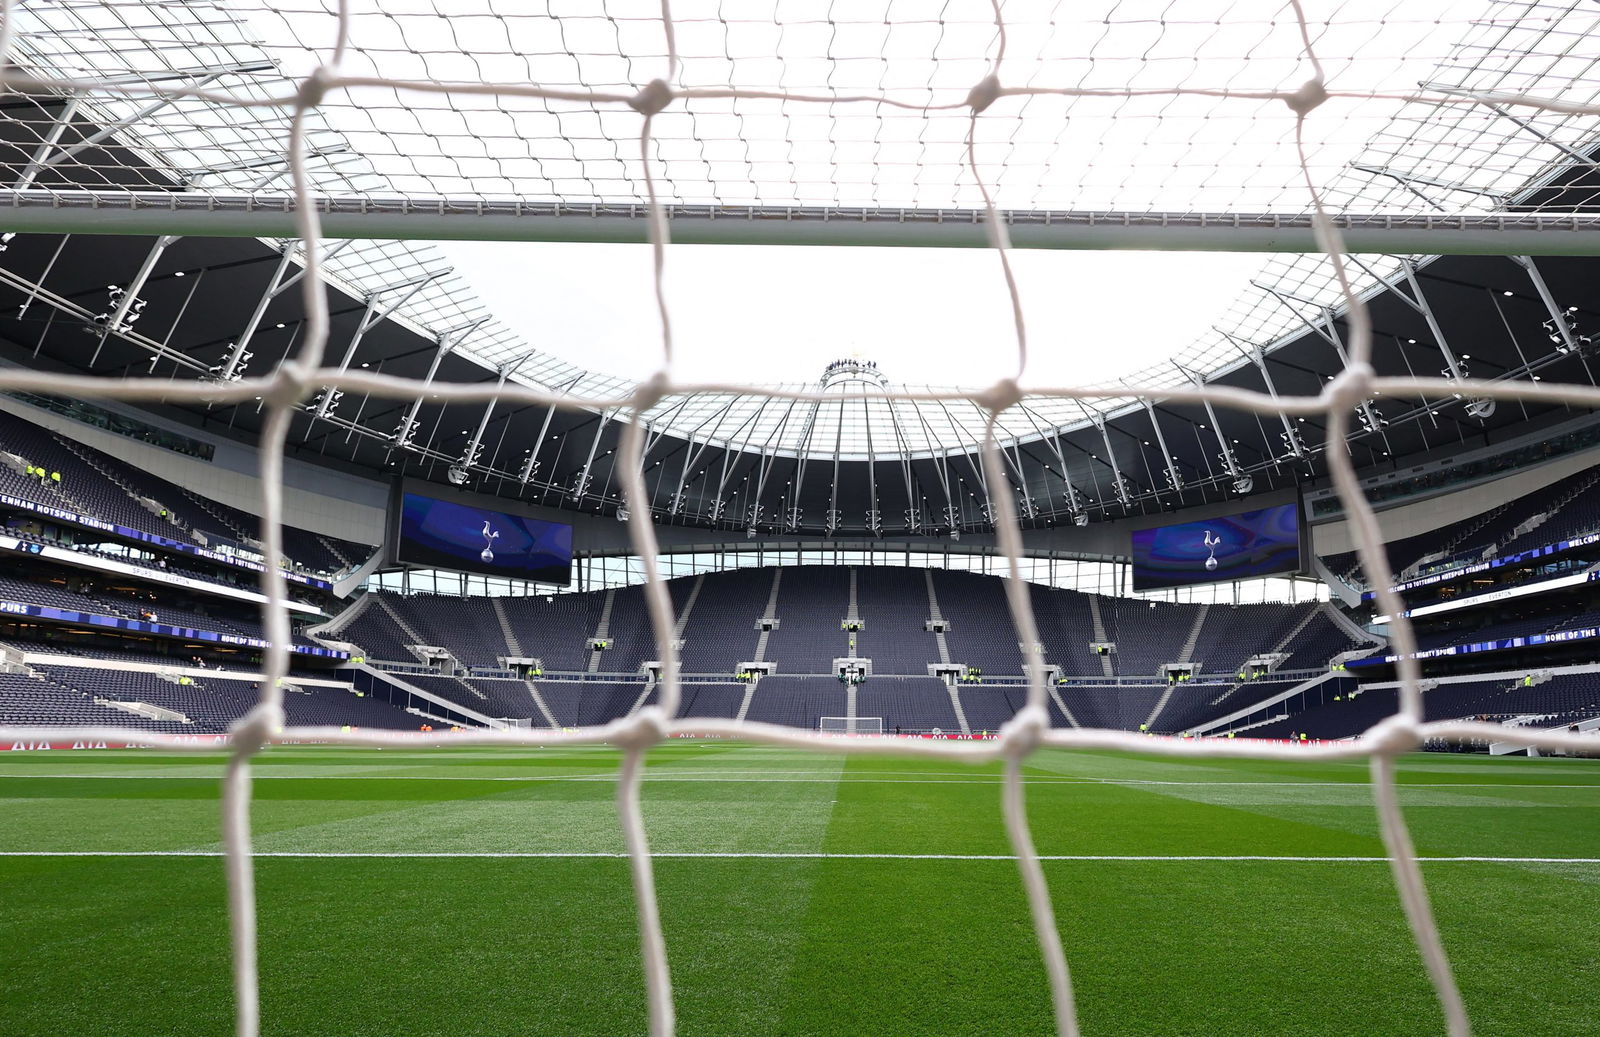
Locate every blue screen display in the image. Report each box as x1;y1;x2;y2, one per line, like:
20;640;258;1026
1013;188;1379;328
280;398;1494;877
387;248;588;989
1130;503;1301;591
396;493;573;583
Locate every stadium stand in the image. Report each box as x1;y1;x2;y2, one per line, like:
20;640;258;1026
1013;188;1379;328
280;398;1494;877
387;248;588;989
1322;461;1600;589
742;676;847;729
0;408;372;573
930;569;1024;673
855;676;961;732
0;390;1593;746
679;568;771;673
764;566;851;673
854;567;942;673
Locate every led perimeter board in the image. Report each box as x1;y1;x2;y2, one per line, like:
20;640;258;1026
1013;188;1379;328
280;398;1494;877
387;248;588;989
1130;502;1301;592
394;491;573;584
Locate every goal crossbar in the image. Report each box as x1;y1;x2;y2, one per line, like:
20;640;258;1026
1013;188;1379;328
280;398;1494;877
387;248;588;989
7;193;1600;254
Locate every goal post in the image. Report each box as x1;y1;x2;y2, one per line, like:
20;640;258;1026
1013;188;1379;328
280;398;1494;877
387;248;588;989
819;717;884;736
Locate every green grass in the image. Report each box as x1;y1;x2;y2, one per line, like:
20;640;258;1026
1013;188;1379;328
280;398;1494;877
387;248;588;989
0;744;1597;1035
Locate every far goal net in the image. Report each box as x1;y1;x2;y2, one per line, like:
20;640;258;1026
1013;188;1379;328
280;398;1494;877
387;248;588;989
820;717;884;736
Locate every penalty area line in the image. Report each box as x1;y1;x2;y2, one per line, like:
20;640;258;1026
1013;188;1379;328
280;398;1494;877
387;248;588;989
1;851;1598;863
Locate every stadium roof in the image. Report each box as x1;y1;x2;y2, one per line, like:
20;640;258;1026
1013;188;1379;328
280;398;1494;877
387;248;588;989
1;1;1600;535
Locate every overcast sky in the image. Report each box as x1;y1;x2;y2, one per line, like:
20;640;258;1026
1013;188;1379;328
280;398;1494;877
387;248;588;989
438;241;1264;387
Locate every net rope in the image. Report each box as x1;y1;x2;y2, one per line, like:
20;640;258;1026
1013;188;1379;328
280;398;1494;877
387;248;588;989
3;1;1600;1034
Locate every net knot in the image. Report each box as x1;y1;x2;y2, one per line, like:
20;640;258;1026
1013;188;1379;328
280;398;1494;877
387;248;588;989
977;377;1023;414
229;702;285;752
629;79;676;117
1323;362;1375;413
296;65;337;109
266;365;312;411
1366;713;1423;756
999;704;1048;756
1283;78;1328;116
966;74;1002;114
631;369;672;413
617;706;669;750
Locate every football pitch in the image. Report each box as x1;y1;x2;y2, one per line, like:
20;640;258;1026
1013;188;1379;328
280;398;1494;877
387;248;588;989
0;744;1596;1036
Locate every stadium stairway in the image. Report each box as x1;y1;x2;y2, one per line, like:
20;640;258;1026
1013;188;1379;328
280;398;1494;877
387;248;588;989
1088;596;1114;678
491;597;523;658
734;679;759;722
752;569;783;664
1178;605;1208;663
586;589;616;673
1044;682;1081;727
522;680;561;729
944;682;971;735
923;570;952;665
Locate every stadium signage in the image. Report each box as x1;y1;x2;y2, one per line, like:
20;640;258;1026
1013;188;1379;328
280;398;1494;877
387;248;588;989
1363;531;1600;601
0;599;349;659
1350;624;1600;668
0;535;326;616
1371;569;1597;624
0;493;333;590
6;735;234;751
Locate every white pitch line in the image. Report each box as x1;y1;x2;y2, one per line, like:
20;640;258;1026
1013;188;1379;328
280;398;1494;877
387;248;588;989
1;851;1597;863
0;772;1597;789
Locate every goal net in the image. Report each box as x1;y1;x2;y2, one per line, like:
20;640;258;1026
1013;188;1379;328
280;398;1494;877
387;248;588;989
2;2;1598;1036
820;717;884;736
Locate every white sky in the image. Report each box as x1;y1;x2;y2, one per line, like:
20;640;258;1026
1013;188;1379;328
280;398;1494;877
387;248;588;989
438;241;1264;386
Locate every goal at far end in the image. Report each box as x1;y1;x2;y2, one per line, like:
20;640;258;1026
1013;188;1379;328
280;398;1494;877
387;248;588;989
820;717;885;736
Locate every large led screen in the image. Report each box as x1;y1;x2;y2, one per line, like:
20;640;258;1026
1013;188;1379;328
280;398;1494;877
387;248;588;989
395;492;572;583
1130;503;1301;591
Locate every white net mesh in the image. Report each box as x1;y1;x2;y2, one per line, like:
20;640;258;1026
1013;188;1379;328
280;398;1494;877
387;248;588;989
2;2;1600;1035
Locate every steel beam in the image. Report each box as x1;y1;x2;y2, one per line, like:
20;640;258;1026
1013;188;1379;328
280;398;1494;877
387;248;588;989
89;233;179;365
1081;404;1133;506
393;320;483;448
1174;363;1250;493
458;352;534;474
1509;254;1590;357
1217;327;1306;459
10;195;1600;255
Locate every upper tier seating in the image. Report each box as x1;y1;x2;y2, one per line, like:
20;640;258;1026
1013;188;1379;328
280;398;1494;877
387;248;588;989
679;567;771;673
0;408;373;573
854;567;941;674
1028;584;1101;675
600;579;701;673
1101;597;1191;676
1190;604;1311;675
930;569;1023;673
764;566;851;673
1320;460;1600;589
